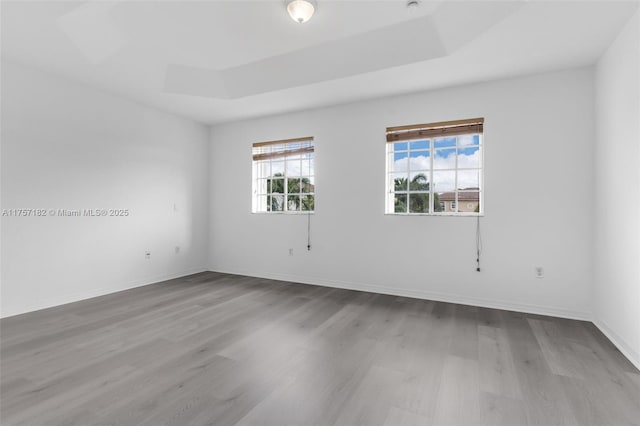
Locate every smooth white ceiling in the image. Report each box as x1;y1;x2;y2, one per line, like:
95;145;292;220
1;0;638;124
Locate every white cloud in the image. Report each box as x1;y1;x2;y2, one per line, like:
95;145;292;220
458;135;476;147
392;148;481;191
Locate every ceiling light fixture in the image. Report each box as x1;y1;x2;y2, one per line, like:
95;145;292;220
287;0;316;24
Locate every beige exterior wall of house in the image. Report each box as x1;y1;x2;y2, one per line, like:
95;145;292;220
440;200;479;213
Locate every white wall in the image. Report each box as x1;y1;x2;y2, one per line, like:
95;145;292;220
209;68;595;320
594;11;640;369
0;60;210;318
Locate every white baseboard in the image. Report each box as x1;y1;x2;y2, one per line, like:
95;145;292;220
208;267;591;321
594;318;640;371
0;267;207;319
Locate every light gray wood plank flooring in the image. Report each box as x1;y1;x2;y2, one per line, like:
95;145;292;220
1;272;639;425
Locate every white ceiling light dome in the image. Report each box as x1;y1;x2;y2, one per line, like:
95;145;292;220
287;0;316;24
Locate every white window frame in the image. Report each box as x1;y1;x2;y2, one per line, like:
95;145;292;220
385;119;484;216
252;137;315;214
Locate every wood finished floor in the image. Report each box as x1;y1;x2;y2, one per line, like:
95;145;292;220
1;272;639;426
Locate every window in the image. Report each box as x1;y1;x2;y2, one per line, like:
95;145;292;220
385;118;483;215
252;137;315;213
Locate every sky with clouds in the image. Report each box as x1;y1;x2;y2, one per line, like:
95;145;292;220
389;135;481;193
253;135;481;198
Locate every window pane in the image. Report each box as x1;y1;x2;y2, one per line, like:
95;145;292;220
458;191;480;213
394;194;407;213
394;142;408;151
301;195;314;211
269;178;284;193
457;170;480;190
301;177;314;193
408;172;430;190
271;161;284;175
391;173;408;191
433;148;456;169
288;178;301;193
433;171;456;192
301;159;313;176
287;195;301;211
409;150;430;171
436;192;453;212
434;195;445;212
256;161;270;179
391;151;409;172
410;139;430;150
286;159;301;175
268;194;284;212
409;193;430;213
434;137;456;148
458;146;480;168
285;152;302;161
458;134;480;147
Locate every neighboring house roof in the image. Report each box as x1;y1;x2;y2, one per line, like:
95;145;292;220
439;188;479;201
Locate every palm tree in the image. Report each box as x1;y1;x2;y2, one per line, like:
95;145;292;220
300;177;315;211
409;174;429;213
394;177;408;192
409;173;429;191
267;173;285;211
394;176;408;212
267;173;314;212
393;173;441;213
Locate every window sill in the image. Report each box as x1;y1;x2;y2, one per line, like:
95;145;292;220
252;211;315;215
385;212;484;217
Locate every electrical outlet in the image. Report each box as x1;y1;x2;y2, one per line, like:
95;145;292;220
535;266;544;278
145;251;151;260
288;248;294;256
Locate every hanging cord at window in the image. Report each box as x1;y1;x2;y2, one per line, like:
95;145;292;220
307;212;311;251
476;213;482;272
475;159;482;271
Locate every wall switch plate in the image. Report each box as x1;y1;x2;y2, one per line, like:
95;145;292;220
145;251;151;259
289;248;294;256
